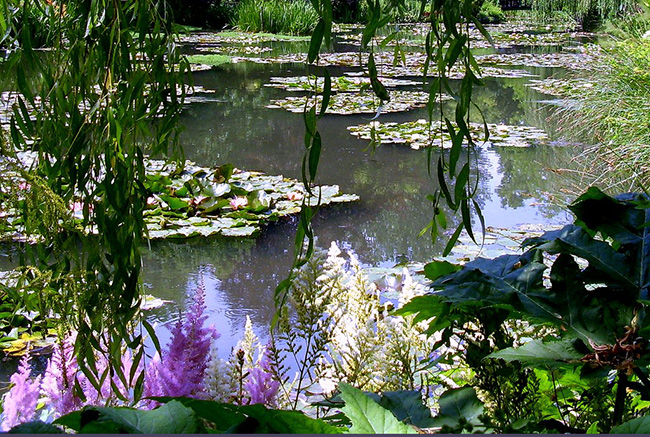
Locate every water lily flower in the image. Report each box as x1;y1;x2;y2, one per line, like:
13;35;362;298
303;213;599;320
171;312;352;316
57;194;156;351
229;196;248;210
286;191;303;201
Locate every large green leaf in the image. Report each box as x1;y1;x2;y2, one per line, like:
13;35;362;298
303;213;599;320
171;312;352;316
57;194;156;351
152;397;246;431
7;421;65;434
487;339;584;369
154;397;342;434
610;414;650;434
525;225;636;295
339;383;417;434
569;187;644;246
369;390;436;428
56;400;201;434
431;387;484;428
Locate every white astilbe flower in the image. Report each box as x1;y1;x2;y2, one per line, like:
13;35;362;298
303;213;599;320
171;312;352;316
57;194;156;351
204;342;231;402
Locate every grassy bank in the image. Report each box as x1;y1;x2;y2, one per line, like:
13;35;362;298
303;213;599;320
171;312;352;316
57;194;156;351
232;0;318;35
561;35;650;190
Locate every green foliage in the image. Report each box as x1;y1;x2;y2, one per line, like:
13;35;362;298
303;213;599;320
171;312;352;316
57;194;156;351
561;36;650;189
338;383;418;433
431;387;485;432
0;1;58;49
531;0;640;29
4;0;189;399
186;54;233;66
399;187;650;431
52;397;343;434
233;0;319;35
476;0;506;23
55;400;202;434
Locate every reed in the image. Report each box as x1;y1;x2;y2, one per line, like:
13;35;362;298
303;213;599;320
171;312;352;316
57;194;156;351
559;35;650;190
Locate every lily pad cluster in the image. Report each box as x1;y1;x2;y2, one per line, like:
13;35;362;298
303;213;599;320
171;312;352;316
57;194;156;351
267;90;442;115
347;119;549;149
0;156;359;241
142;160;359;239
231;51;536;79
180;31;310;46
525;77;594;97
476;51;597;70
264;75;420;93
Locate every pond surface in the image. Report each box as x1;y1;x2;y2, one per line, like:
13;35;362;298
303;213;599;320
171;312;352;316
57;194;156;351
140;25;588;356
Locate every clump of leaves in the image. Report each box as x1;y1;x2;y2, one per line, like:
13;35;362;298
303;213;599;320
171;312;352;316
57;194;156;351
398;187;650;432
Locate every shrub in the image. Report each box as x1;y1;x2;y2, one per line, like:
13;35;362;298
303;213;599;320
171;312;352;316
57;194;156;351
476;0;506;24
233;0;318;35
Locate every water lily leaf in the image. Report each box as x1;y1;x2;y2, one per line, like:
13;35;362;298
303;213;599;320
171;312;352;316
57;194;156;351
198;197;230;214
202;182;231;199
221;226;258;237
247;190;272;212
158;194;190;211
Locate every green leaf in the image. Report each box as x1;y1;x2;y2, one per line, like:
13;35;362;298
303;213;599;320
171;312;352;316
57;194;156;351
7;421;65;434
246;190;272;212
376;391;436;428
308;19;325;64
586;421;599;433
72;401;201;434
431;387;484;428
611;415;650;434
309;132;321;180
159;194;190;211
423;260;461;281
152;397;246;431
339;383;417;434
525;225;637;295
487;339;584;369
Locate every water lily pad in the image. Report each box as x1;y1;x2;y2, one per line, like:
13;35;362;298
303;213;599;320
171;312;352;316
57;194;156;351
140;159;358;239
348;119;548;149
265;75;419;93
476;51;596;70
267;91;446;115
525;77;595;97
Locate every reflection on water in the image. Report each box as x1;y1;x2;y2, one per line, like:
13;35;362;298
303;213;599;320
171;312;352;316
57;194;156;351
143;41;582;354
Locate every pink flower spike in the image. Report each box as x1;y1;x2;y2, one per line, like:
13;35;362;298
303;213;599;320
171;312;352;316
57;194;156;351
229;197;248;210
1;354;42;431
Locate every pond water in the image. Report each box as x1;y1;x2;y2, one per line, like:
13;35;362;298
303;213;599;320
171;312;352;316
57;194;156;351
138;25;587;357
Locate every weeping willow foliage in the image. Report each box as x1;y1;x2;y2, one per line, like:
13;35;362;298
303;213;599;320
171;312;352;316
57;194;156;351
275;0;491;317
2;0;189;401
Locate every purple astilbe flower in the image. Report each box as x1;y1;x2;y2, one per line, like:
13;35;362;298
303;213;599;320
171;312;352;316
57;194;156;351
1;354;42;431
41;336;83;417
245;343;280;406
144;279;219;404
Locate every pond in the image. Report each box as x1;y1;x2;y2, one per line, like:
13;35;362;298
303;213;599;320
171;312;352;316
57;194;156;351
138;23;589;357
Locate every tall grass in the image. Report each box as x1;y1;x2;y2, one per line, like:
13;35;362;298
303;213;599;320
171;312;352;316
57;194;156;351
559;36;650;190
233;0;318;35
